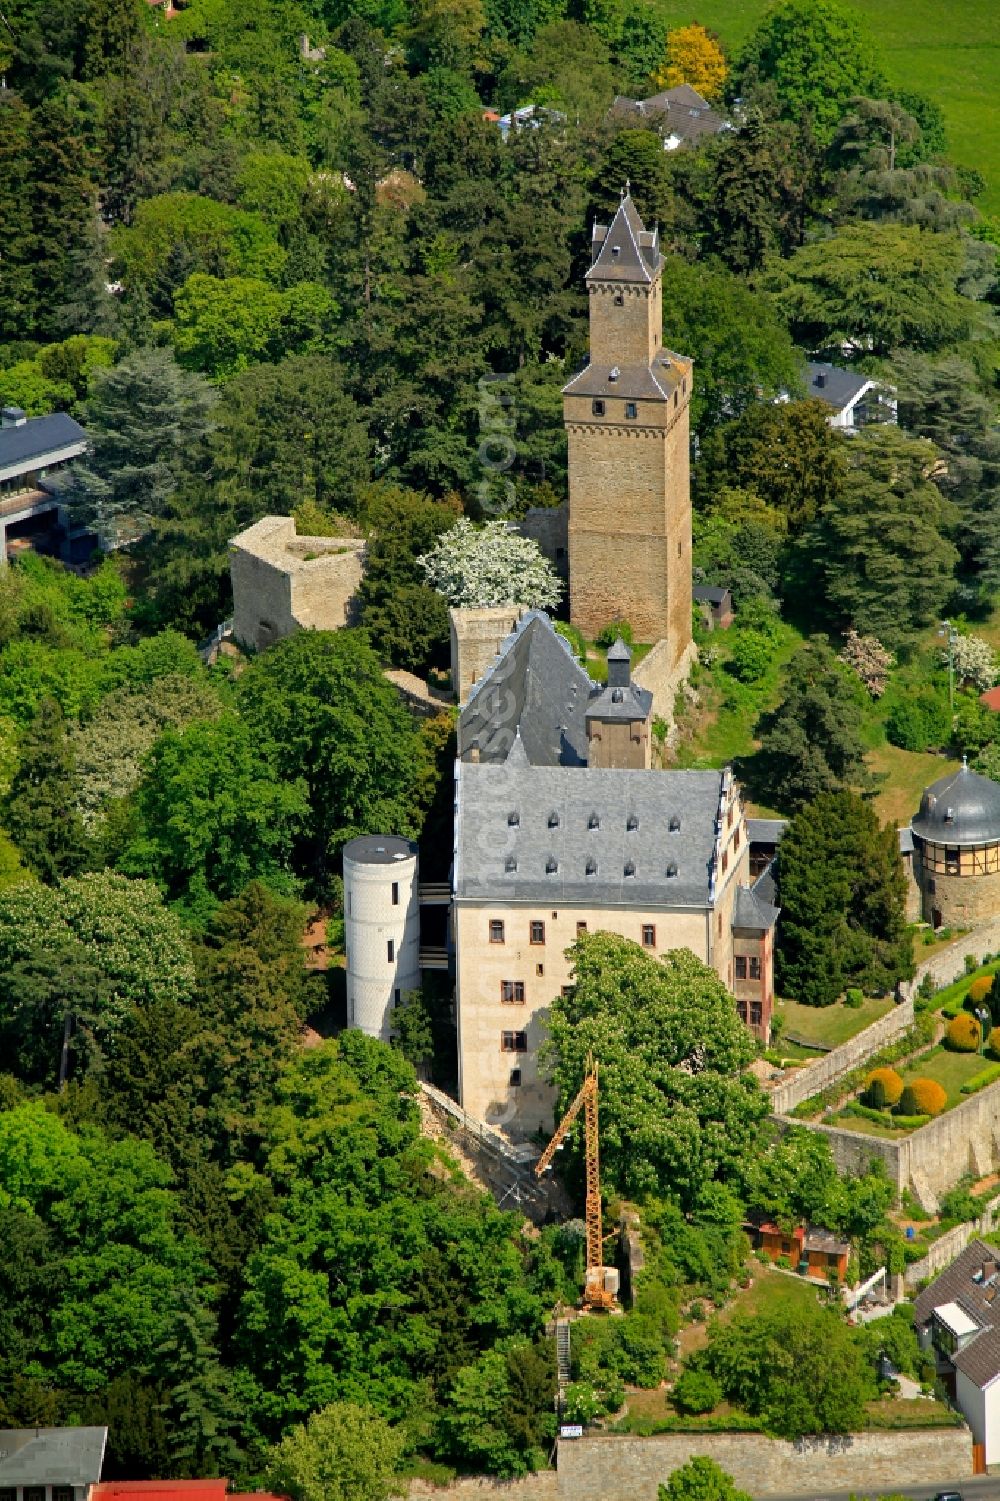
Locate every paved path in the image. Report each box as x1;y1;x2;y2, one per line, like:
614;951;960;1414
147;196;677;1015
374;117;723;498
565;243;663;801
760;1476;997;1501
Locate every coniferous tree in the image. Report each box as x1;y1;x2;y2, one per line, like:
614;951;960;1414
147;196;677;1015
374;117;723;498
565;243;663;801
5;696;91;884
751;641;872;811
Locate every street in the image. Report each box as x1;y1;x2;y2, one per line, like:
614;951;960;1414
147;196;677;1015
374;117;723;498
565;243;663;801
759;1478;1000;1501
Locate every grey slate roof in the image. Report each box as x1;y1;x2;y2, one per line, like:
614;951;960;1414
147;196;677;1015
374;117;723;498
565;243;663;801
0;1427;107;1487
953;1324;1000;1387
805;361;871;413
588;192;662;285
343;834;416;865
693;585;730;606
733;880;779;933
609;85;727;143
563;350;687;404
586;679;653;724
0;412;86;474
458;610;592;767
911;763;1000;847
454;762;723;907
746;818;787;847
898;826;914;855
913;1240;1000;1329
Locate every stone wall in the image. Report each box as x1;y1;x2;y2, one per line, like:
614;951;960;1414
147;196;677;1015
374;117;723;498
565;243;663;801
905;1193;1000;1288
632;637;697;728
767;997;915;1116
229;516;364;651
409;1473;558;1501
450;605;525;705
516;506;567;578
555;1430;971;1501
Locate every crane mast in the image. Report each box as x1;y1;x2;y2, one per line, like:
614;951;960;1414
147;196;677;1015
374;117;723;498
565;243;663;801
536;1055;617;1310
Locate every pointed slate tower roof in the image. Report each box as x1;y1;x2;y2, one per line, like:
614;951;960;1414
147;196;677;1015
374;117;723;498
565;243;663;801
587;186;663;285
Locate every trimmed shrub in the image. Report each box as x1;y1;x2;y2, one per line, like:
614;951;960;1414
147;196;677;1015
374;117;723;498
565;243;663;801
844;988;864;1009
969;975;995;1007
864;1067;904;1109
885;688;951;752
961;1064;1000;1096
946;1013;981;1052
898;1079;947;1117
989;1027;1000;1060
672;1367;722;1416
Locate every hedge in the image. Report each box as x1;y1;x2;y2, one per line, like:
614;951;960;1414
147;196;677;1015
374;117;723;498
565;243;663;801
961;1064;1000;1096
899;1078;947;1116
841;1102;929;1131
946;1013;981;1052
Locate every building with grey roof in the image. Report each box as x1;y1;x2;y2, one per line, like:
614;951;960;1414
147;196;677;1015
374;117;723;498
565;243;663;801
451;612;777;1136
906;761;1000;929
609;84;728;150
914;1242;1000;1465
0;1426;107;1501
802;362;896;432
0;407;89;567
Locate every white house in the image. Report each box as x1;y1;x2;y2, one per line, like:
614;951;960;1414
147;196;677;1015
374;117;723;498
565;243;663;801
803;361;897;432
914;1240;1000;1464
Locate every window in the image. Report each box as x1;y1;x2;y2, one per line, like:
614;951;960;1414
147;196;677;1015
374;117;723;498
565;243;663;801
489;918;505;943
592;399;606;416
750;1001;763;1026
613;291;624;306
717;912;723;935
502;1030;528;1052
666;861;678;877
625;401;638;420
946;846;960;874
737;1000;748;1021
548;811;560;828
749;956;761;981
530;919;545;944
561;985;574;997
577;921;587;937
673;390;678;407
25;1489;44;1501
927;878;936;894
391;880;399;905
54;1491;74;1501
669;815;680;832
728;807;733;828
536;963;544;976
501;980;526;1004
394;988;400;1005
677;540;681;558
546;857;558;874
588;812;600;830
627;814;639;831
624;860;636;878
508;810;519;827
505;855;517;872
641;924;656;948
509;1068;522;1086
387;938;395;962
1;1490;18;1501
586;857;598;876
734;827;740;850
722;851;728;874
735;956;748;980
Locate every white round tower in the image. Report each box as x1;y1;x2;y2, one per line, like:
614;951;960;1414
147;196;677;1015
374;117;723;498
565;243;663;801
343;835;420;1041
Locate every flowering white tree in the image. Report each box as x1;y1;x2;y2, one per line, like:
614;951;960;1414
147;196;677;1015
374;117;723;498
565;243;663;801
418;518;563;609
950;633;998;693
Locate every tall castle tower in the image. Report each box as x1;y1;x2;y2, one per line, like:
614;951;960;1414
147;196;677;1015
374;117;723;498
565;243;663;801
563;189;693;664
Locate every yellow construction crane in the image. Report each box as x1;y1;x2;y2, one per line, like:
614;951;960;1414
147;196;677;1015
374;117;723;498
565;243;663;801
535;1054;617;1311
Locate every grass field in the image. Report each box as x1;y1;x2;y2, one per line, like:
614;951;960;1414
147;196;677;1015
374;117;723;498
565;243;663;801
652;0;1000;215
776;994;893;1048
899;1043;988;1106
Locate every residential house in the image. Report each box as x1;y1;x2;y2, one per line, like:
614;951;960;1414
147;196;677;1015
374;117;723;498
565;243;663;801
803;362;897;432
0;1427;107;1501
609;84;728;151
914;1240;1000;1466
0;407;90;564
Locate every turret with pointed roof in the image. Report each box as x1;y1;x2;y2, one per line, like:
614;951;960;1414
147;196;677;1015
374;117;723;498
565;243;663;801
563;188;694;660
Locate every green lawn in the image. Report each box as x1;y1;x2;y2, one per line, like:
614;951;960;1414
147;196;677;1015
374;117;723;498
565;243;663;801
672;620;804;771
651;0;1000;214
867;743;961;832
776;995;893;1049
899;1044;988;1106
726;1264;824;1320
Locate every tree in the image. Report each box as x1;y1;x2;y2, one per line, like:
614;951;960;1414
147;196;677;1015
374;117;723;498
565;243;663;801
777;791;912;1006
659;259;799;436
653;25;726;102
771;225;973;358
951;634;998;692
5;696;91;883
697;401;845;534
268;1403;404;1501
73;348;216;547
419;518;561;609
443;1344;554;1478
172;274;339;380
659;1458;751;1501
705;108;815;273
355;485;459;670
735;0;884;143
706;1300;872;1436
751;641;871;811
545;936;765;1206
235;630;431;892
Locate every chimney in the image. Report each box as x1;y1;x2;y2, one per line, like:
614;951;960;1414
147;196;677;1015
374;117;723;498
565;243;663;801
984;1259;997;1282
815;371;826;390
1;406;27;428
607;637;631;690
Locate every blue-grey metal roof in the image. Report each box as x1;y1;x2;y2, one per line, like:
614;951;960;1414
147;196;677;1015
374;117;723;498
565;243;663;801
455;762;723;907
805;361;871;413
733;880;779;933
911;763;1000;847
0;1427;107;1486
458;611;592;767
0;412;86;473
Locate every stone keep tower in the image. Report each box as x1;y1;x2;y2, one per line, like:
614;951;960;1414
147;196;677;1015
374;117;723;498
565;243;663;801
563;189;693;663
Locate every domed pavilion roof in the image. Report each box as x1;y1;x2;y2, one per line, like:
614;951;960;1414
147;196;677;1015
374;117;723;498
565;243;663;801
911;761;1000;847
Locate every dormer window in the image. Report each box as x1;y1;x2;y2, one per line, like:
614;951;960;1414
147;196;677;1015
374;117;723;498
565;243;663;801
586;857;598;875
548;811;560;828
624;860;636;878
546;857;558;874
669;815;681;832
508;811;519;827
609;366;620;382
945;807;954;823
588;813;600;830
612;245;620;257
666;862;678;877
627;814;639;831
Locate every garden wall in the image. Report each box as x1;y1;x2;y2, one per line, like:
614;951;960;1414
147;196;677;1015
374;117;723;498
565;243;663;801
768;998;915;1116
904;1193;1000;1288
554;1429;971;1500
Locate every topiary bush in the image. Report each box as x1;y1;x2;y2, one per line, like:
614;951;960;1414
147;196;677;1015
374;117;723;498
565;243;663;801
968;974;995;1009
898;1078;948;1117
946;1013;981;1052
988;1027;1000;1060
844;988;864;1009
864;1067;904;1109
672;1366;722;1416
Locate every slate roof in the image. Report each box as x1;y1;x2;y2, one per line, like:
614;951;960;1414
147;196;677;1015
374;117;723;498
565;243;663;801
562;351;689;404
0;412;86;475
911;762;1000;847
693;585;730;606
454;762;724;908
953;1325;1000;1387
610;85;727;143
913;1240;1000;1329
733;880;779;933
746;818;787;847
898;826;915;855
458;610;591;767
586;678;653;724
0;1428;107;1487
588;192;663;284
805;361;872;413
